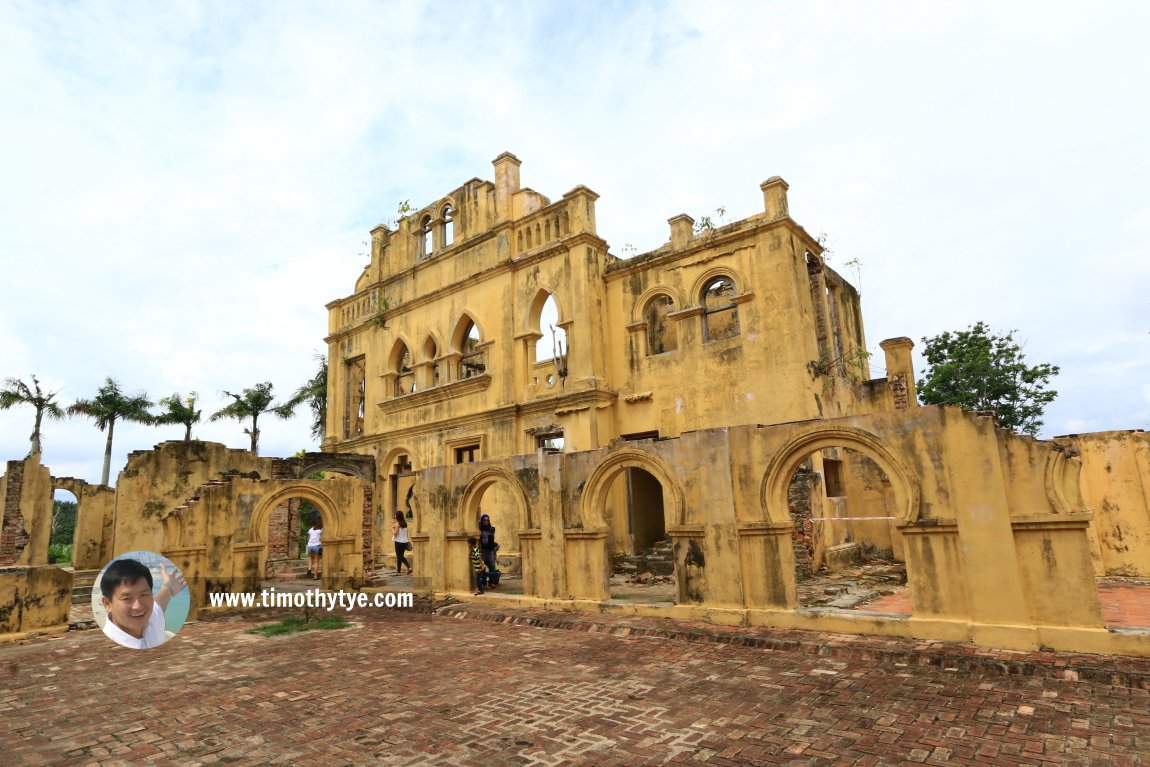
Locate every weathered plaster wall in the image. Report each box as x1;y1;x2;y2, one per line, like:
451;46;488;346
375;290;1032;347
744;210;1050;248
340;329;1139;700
1;453;53;566
111;441;272;557
56;477;116;571
0;565;71;639
401;406;1141;655
1057;430;1150;577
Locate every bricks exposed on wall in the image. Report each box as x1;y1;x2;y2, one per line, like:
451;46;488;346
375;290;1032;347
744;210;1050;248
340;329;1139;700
788;466;816;579
1;460;28;566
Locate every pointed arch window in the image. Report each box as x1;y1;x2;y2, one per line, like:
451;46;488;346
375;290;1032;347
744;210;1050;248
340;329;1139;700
643;295;676;355
460;320;486;379
534;293;565;363
702;276;739;341
396;344;415;395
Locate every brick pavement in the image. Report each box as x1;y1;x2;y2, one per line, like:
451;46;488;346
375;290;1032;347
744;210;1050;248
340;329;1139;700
2;602;1148;767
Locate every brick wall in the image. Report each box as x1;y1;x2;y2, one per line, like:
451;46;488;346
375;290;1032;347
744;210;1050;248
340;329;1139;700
788;464;816;579
0;460;28;566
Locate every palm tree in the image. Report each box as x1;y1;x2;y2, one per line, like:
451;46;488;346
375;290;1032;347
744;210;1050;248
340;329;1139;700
154;392;202;441
68;378;154;485
286;354;327;443
1;375;65;457
209;382;296;455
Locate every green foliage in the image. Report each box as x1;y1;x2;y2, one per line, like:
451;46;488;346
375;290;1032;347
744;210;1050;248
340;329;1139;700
245;614;348;637
51;500;77;546
285;354;327;443
209;382;296;455
47;542;72;564
68;377;154;485
692;206;728;235
154;392;202;441
1;374;65;456
918;322;1060;436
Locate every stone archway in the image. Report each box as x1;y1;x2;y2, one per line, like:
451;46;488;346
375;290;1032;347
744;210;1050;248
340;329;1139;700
458;466;532;578
762;425;920;526
581;448;689;604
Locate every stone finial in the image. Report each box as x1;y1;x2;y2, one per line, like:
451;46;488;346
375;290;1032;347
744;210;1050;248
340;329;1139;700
668;214;695;250
760;176;790;221
879;337;917;409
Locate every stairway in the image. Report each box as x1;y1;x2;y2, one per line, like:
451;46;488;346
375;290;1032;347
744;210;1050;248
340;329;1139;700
614;538;675;577
71;569;100;605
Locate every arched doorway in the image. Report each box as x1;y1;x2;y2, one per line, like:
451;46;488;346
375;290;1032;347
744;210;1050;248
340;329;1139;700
764;427;918;615
50;489;78;566
459;468;530;592
606;466;675;604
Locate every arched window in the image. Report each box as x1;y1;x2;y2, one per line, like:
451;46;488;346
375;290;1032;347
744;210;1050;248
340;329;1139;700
702;276;739;341
643;295;676;355
441;205;455;248
459;320;485;379
423;335;440;387
419;216;432;259
396;343;415;395
534;293;565;363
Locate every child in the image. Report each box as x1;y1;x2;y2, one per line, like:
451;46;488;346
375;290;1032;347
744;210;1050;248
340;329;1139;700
469;536;488;595
100;557;185;650
307;516;323;580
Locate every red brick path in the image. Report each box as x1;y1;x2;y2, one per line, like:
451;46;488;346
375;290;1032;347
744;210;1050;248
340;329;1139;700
2;601;1148;766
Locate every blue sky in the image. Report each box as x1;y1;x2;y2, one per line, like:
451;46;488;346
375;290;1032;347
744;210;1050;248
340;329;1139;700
2;1;1148;485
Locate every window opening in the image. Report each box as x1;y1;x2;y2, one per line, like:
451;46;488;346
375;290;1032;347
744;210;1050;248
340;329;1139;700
535;294;565;363
442;205;455;248
460;321;486;379
396;345;415;396
702;276;739;341
344;357;366;438
535;432;564;453
419;216;432;259
455;444;480;464
643;295;676;355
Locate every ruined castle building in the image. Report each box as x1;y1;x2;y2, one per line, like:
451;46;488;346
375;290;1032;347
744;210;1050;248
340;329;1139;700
324;153;898;495
5;153;1148;655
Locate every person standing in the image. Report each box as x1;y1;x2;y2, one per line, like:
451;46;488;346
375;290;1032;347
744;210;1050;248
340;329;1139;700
392;510;413;575
306;517;323;580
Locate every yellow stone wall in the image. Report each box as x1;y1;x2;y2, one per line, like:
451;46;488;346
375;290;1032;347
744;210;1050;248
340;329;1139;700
1056;430;1150;576
110;441;272;558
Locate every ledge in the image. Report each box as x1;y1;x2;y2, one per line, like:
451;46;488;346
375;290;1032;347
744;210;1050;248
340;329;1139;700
378;374;491;414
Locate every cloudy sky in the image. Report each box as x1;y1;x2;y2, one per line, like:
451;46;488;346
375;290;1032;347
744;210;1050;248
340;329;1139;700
2;1;1148;487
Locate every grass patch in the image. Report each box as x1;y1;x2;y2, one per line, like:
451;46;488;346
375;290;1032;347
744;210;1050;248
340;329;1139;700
246;614;350;637
47;542;72;565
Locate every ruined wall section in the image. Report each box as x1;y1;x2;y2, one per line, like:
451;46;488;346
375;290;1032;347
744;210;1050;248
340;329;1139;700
0;454;52;566
111;441;272;557
1056;430;1150;577
604;193;830;439
55;477;116;570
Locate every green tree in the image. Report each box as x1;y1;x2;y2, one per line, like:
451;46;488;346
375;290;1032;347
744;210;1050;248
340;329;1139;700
918;322;1060;436
68;378;154;485
210;382;296;454
51;499;77;546
155;392;202;441
1;375;65;456
286;354;327;443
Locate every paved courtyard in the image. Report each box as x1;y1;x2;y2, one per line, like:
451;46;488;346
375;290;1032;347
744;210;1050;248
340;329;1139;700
2;601;1149;767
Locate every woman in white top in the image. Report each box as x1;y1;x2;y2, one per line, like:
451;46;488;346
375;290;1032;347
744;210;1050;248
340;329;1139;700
306;517;323;580
392;510;412;575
